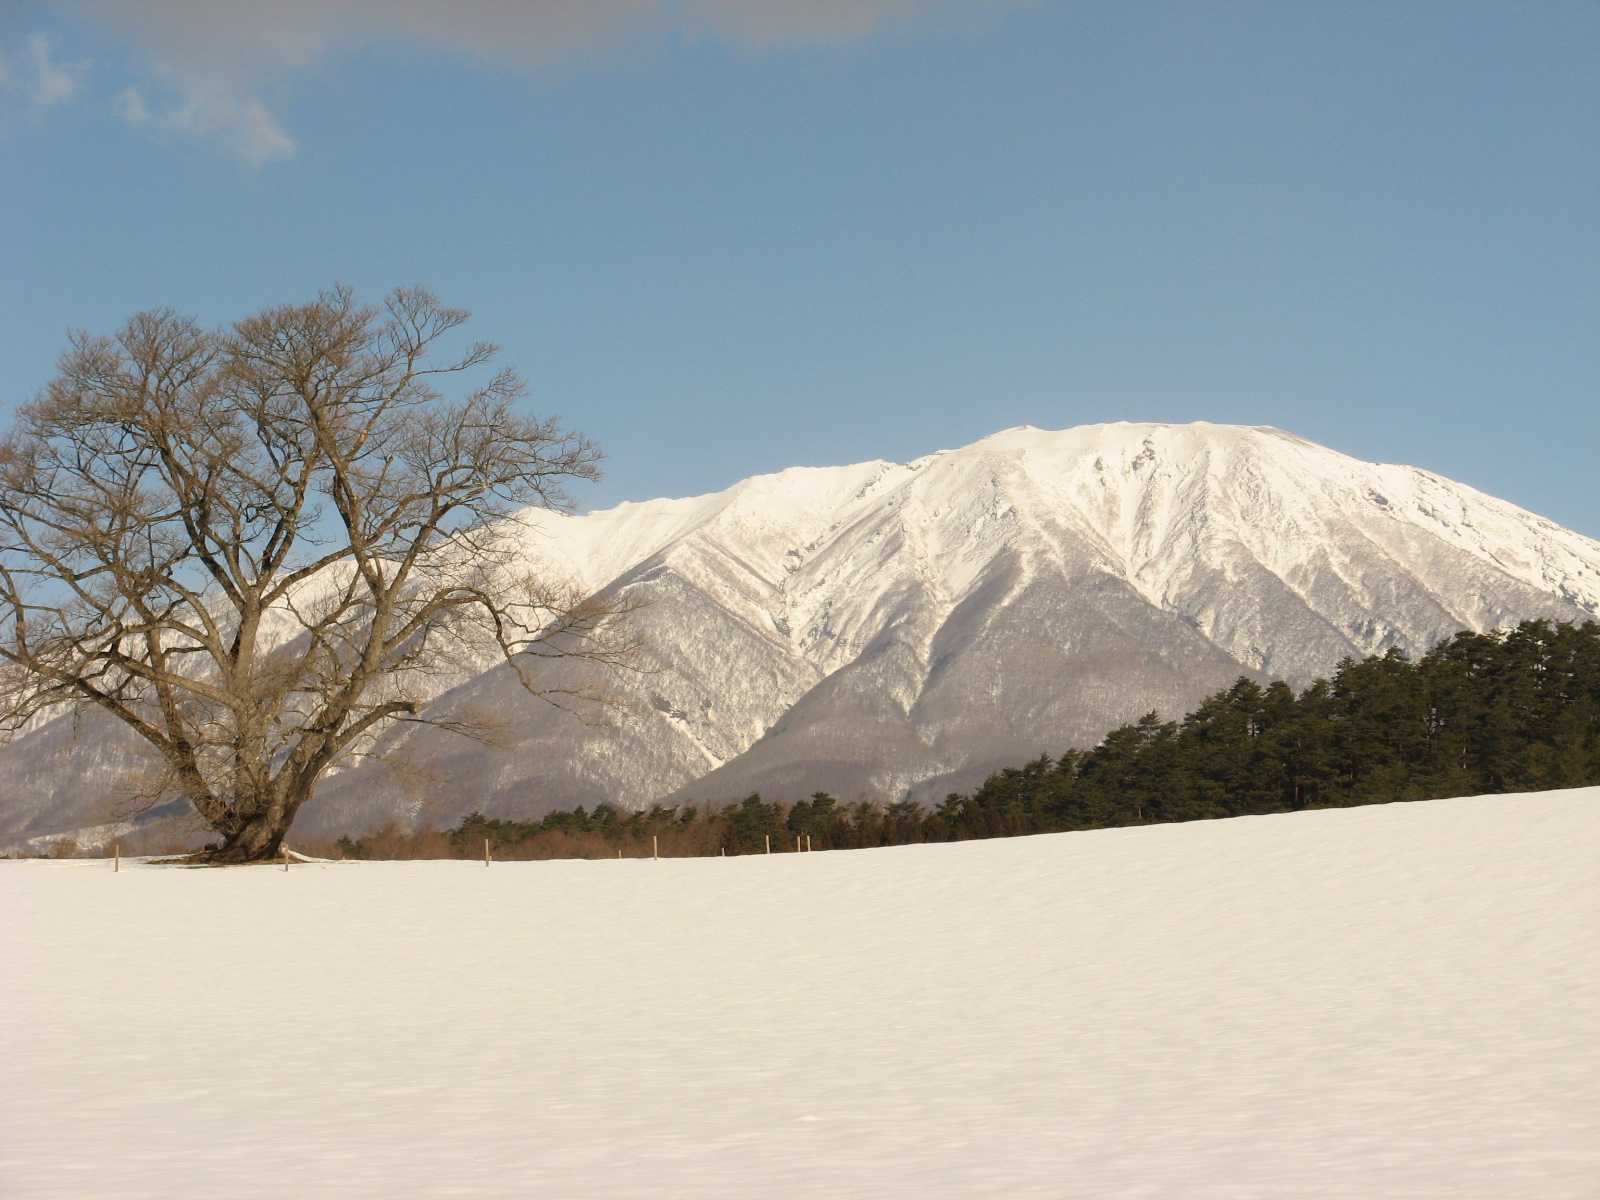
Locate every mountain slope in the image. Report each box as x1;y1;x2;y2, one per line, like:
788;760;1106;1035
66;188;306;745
6;421;1600;845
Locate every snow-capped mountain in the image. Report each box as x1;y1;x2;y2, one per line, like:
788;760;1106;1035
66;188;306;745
6;421;1600;846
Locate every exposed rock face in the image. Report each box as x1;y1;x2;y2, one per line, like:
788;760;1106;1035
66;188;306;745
6;421;1599;846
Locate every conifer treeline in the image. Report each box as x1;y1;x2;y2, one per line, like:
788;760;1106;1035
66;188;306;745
329;619;1600;860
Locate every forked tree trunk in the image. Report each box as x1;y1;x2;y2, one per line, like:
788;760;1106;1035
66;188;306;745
188;788;307;865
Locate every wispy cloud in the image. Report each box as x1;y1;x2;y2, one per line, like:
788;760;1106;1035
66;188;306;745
111;85;147;126
163;89;296;167
1;32;90;111
77;0;985;164
110;77;296;167
28;33;88;107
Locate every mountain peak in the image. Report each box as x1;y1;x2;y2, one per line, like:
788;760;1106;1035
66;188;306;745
947;419;1312;463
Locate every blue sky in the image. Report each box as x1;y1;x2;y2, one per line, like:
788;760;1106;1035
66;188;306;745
3;2;1597;533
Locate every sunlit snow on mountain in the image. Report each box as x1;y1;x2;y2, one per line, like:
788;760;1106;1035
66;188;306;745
6;422;1600;846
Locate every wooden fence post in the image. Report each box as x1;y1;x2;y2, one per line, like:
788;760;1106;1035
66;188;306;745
283;847;289;872
653;834;659;861
806;834;812;852
485;838;491;867
113;841;119;873
764;834;770;854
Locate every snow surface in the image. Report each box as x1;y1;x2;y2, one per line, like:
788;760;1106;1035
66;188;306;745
4;788;1597;1198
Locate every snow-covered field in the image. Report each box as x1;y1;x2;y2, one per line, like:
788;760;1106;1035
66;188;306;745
3;789;1596;1199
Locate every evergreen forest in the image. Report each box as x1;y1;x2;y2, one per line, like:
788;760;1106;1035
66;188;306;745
329;619;1600;860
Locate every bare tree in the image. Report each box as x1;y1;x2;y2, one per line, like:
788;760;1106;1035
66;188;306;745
0;286;628;862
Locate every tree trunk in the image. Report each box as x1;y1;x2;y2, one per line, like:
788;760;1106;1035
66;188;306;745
188;789;304;865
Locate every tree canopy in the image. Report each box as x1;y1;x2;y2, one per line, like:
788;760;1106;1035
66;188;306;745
0;286;627;862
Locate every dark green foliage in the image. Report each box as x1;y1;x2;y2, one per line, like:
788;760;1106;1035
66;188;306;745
325;620;1600;860
726;793;785;853
960;618;1600;835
